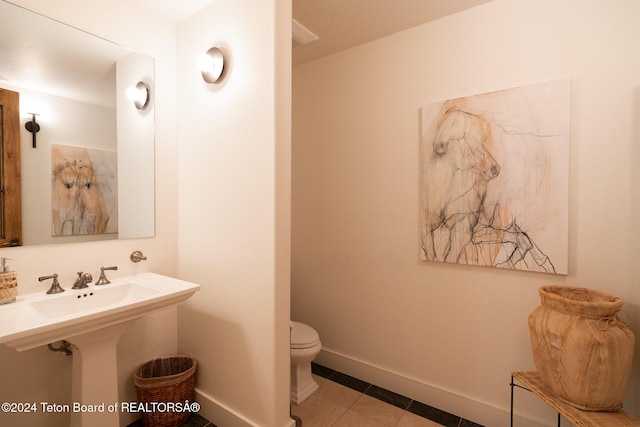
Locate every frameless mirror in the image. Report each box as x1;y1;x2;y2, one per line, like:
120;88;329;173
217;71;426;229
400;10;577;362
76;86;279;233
0;0;154;246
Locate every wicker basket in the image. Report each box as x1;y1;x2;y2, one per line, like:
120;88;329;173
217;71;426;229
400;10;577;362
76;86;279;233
134;356;197;426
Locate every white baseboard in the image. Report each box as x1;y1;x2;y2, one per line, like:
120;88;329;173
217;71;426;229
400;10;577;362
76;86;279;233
316;348;555;427
195;387;296;427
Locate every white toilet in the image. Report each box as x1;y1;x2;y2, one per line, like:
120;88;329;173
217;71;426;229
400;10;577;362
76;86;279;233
290;321;322;404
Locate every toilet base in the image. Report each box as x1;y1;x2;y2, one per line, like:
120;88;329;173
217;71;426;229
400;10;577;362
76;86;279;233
290;360;319;404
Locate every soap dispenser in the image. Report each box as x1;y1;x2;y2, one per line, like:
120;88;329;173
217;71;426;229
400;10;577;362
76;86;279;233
0;258;17;304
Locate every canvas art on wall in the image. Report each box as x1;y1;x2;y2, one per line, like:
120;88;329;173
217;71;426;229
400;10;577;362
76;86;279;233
420;79;570;274
51;144;118;236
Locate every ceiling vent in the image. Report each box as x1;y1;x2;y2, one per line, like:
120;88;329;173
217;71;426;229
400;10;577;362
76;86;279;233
292;19;319;47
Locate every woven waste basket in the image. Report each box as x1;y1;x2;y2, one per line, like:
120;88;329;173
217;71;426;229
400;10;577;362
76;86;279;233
528;286;634;411
134;355;197;426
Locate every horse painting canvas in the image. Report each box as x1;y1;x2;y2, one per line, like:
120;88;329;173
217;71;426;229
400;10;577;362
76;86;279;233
51;144;117;236
420;79;570;274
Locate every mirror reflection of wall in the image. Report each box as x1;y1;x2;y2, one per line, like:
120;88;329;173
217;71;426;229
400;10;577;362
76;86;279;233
0;0;155;246
116;52;155;240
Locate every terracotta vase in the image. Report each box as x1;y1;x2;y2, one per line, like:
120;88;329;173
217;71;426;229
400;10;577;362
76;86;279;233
528;285;635;411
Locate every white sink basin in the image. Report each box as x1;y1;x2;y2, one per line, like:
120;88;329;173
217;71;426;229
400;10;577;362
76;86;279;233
0;272;200;351
29;281;160;318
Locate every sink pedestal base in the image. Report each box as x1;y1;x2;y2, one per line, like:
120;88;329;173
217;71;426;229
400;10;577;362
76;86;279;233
68;321;134;427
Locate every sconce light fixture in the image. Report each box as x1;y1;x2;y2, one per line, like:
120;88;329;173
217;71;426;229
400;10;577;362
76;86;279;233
24;113;40;148
126;81;150;110
198;47;225;84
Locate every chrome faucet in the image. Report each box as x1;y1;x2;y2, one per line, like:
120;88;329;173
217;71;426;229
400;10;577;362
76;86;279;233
39;274;65;294
72;272;93;289
95;266;117;285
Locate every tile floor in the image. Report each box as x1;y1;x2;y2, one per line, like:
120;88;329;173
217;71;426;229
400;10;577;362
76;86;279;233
129;363;483;427
291;364;484;427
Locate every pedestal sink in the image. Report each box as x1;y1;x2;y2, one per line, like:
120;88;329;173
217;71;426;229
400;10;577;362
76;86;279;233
0;272;200;427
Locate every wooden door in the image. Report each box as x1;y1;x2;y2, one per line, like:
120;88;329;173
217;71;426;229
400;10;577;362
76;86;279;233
0;88;22;246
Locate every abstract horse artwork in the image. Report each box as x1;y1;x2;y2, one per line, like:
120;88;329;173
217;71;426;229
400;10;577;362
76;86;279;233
420;80;570;274
422;106;501;263
51;145;117;236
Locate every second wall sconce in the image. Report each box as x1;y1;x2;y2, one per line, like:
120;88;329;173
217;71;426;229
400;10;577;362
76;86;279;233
198;47;225;84
25;113;40;148
126;81;150;110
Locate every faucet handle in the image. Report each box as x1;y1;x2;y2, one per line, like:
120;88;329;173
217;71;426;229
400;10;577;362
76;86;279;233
39;273;65;294
95;266;117;286
130;251;147;263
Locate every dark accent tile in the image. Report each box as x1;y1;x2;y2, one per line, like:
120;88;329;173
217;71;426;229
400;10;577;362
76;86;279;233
407;400;461;427
311;362;335;379
365;385;412;410
330;371;371;393
182;413;214;427
460;419;484;427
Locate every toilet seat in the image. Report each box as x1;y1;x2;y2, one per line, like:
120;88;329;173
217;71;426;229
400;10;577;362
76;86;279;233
291;321;320;349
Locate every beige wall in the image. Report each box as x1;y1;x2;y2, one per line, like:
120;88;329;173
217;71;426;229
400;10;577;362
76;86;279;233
292;0;640;425
0;0;179;426
176;1;292;426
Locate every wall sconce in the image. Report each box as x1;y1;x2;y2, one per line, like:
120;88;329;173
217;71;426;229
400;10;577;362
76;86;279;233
126;81;150;110
198;47;225;84
24;113;40;148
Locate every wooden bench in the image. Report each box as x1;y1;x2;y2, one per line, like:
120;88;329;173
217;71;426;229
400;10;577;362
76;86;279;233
510;371;640;426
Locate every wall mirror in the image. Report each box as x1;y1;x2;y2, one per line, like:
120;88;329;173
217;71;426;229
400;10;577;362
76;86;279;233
0;0;155;247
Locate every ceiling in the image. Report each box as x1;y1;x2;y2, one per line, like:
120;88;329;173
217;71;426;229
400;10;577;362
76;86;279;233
291;0;492;65
129;0;493;64
128;0;214;23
